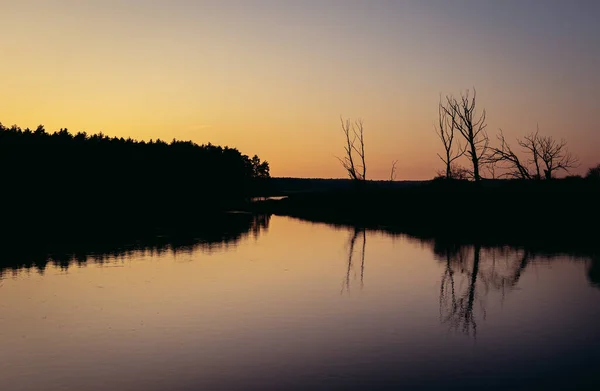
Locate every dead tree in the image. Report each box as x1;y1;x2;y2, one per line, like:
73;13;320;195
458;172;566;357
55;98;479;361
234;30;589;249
536;134;579;179
390;160;398;181
516;129;543;180
336;117;367;180
495;127;579;180
491;130;532;179
441;89;490;181
436;97;465;178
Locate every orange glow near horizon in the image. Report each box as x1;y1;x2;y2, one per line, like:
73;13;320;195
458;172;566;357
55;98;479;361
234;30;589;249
1;1;599;179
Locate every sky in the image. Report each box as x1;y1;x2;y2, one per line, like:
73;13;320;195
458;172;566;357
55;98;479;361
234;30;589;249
1;0;599;179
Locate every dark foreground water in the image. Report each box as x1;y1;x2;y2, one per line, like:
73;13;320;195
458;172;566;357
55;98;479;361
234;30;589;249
1;215;599;391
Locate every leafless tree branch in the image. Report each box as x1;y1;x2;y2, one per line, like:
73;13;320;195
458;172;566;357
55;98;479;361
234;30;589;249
537;134;579;179
440;88;490;181
336;117;367;180
490;129;532;179
390;160;398;181
436;96;466;178
492;125;579;180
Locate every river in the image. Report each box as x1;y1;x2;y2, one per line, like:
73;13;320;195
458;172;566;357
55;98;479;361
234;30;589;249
1;215;599;390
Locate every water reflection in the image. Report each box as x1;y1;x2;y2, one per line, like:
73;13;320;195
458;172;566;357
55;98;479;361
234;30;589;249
341;228;367;293
588;255;600;287
1;215;599;390
431;240;597;339
0;213;270;277
332;224;599;337
436;245;535;336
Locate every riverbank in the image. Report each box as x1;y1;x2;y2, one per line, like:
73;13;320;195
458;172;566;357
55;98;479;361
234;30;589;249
250;178;600;252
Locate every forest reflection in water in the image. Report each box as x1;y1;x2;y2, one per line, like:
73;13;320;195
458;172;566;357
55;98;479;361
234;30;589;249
4;215;598;330
4;216;598;304
1;215;599;390
0;213;271;276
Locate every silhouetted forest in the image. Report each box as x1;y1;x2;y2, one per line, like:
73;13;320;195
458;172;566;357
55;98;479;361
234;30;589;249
0;123;269;239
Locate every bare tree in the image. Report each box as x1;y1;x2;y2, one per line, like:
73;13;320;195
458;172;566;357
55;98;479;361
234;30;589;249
493;127;579;180
491;130;532;179
517;129;543;180
436;97;465;178
336;117;367;181
441;89;490;181
389;160;398;181
537;134;579;179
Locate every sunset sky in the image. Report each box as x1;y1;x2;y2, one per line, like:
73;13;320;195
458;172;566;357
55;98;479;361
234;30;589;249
2;0;599;179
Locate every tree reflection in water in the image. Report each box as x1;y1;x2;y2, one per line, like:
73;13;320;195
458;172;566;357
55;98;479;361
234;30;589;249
251;214;271;239
587;255;600;288
341;227;367;294
436;243;553;336
332;224;597;336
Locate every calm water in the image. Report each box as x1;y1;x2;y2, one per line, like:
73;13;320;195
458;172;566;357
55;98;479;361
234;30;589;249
1;215;599;391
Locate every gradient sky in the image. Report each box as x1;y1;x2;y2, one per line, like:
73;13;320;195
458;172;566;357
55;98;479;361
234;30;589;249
1;0;599;179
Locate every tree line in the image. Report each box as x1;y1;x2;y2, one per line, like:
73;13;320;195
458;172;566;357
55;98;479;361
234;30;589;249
337;88;599;181
0;122;270;229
